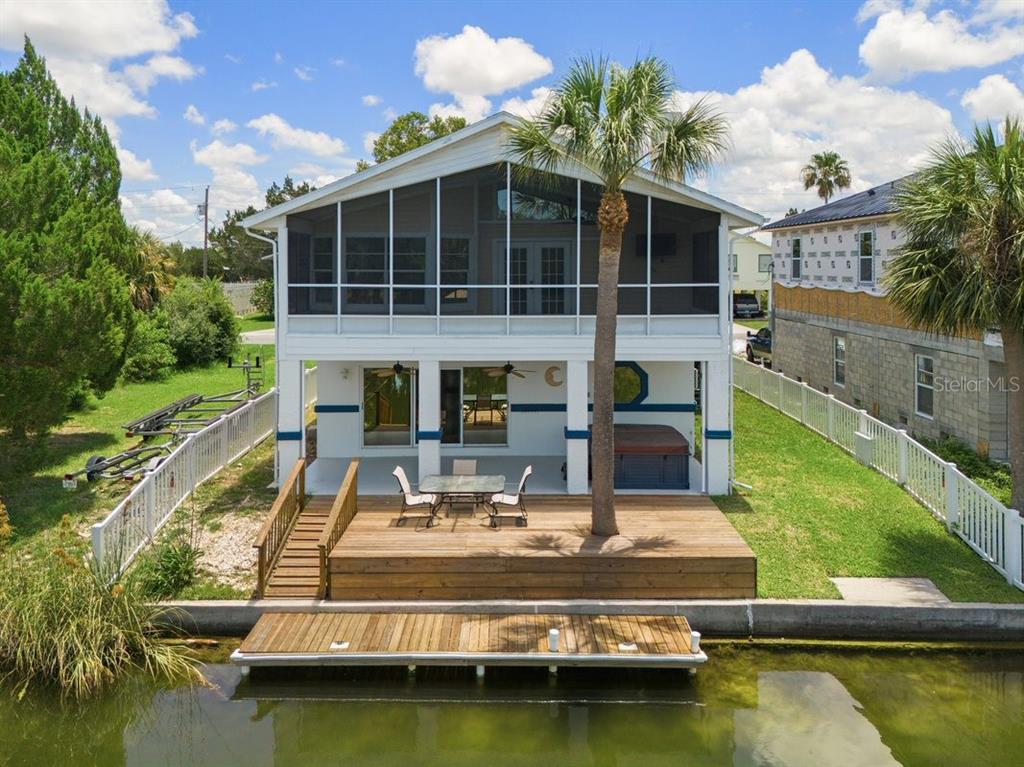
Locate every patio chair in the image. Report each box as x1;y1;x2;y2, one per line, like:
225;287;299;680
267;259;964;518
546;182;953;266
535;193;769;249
447;459;478;516
392;466;438;527
489;465;532;527
473;394;493;424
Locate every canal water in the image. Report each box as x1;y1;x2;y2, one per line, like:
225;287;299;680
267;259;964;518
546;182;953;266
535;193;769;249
3;644;1022;766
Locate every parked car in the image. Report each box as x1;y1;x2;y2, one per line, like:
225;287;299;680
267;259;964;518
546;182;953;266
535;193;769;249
733;293;764;318
746;328;772;365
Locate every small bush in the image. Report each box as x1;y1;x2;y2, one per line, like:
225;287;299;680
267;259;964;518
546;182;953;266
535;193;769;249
251;277;275;316
0;501;12;549
135;515;201;600
0;517;202;699
160;278;239;367
121;312;176;382
921;436;1014;506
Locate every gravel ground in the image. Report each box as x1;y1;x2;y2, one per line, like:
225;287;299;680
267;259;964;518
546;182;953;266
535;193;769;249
196;512;263;591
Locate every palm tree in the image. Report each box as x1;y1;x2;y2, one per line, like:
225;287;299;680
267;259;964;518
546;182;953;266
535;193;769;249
127;226;176;310
801;151;851;204
884;119;1024;515
506;56;727;535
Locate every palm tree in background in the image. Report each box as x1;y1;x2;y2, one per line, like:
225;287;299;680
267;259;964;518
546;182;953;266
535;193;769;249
127;226;176;310
801;151;851;204
507;56;728;535
884;119;1024;515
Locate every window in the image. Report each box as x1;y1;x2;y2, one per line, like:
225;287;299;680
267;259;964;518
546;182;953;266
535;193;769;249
858;231;874;283
614;363;644;404
758;253;772;272
915;354;934;417
792;238;802;279
363;368;412;446
462;367;508;444
392;180;436;314
731;254;738;273
392;236;428;305
833;336;846;387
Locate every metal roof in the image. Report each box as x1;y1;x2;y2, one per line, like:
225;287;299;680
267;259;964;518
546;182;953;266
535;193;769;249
762;175;913;230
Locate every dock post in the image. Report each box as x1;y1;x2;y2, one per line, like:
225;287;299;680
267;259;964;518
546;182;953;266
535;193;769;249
407;665;416;676
475;665;485;680
548;665;558;676
691;631;701;653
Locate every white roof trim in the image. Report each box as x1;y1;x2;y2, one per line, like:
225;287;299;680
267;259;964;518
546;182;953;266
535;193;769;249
242;111;764;229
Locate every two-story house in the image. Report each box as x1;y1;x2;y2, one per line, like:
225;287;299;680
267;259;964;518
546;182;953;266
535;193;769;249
242;113;763;496
764;178;1011;460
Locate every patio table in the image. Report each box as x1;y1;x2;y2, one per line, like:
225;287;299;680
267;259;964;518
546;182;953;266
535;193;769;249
419;474;505;521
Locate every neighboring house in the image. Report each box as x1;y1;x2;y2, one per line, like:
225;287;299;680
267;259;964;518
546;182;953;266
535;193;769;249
242;112;763;496
763;179;1010;460
730;232;772;294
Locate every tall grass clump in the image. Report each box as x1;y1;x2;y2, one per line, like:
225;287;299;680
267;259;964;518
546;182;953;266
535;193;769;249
0;517;203;699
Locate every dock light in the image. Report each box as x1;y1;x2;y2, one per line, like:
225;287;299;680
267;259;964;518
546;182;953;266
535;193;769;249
329;640;350;651
691;631;701;653
548;628;560;652
618;641;638;652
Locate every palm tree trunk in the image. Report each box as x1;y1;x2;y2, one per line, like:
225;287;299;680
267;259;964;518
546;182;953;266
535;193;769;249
591;190;628;536
1001;327;1024;516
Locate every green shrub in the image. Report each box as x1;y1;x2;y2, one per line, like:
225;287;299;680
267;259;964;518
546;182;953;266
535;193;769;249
251;277;275;317
135;515;201;600
160;278;239;367
921;436;1014;506
0;517;202;699
121;312;176;382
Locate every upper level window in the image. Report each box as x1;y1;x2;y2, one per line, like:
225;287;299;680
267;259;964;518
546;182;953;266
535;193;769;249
915;354;934;417
731;254;738;273
833;336;846;387
758;253;771;272
792;238;802;279
858;231;874;283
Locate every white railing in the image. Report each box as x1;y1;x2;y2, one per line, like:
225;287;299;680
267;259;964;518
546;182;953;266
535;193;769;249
91;366;318;574
733;357;1023;591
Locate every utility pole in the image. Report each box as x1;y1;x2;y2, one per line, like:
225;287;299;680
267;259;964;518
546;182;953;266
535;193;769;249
202;185;210;277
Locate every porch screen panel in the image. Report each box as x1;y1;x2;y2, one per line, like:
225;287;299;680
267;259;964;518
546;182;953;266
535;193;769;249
440;165;507;315
619;191;648;314
340;192;389;314
392;181;436;315
286;204;337;314
509;169;577;315
649;197;719;315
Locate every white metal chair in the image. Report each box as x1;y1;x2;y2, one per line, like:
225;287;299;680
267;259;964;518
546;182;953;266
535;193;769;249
447;459;478;516
452;459;477;475
489;465;532;527
393;466;438;526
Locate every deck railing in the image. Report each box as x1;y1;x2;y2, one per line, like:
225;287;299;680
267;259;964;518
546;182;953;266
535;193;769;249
91;367;317;575
733;357;1024;592
317;459;360;599
254;459;306;597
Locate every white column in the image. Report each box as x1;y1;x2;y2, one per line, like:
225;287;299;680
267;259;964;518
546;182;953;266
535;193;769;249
276;358;305;485
417;359;441;481
703;358;731;494
565;359;589;494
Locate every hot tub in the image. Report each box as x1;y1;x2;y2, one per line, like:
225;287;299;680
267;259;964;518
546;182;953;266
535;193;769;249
590;424;690;490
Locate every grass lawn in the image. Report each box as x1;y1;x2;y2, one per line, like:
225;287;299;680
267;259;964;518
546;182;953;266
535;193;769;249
735;318;769;331
237;314;274;334
717;391;1024;603
1;345;275;556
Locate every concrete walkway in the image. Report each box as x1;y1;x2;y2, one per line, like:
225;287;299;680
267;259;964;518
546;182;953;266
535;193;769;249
241;328;274;345
831;577;951;606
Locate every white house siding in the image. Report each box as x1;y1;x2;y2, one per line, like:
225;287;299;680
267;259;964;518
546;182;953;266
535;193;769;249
731;235;772;293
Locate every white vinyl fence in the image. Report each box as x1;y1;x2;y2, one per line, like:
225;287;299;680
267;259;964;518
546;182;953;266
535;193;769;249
91;367;317;574
733;357;1024;591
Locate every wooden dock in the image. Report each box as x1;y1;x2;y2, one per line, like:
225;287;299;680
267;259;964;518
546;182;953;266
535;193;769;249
231;611;707;669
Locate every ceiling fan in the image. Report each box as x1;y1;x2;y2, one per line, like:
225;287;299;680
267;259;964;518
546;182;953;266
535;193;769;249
371;361;416;378
484;362;535;379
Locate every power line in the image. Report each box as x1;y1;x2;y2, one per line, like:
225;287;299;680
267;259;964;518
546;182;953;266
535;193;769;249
157;220;201;242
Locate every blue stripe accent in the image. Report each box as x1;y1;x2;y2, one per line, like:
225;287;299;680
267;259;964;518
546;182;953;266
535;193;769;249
314;404;359;413
276;431;302;441
416;430;443;440
705;429;733;440
587;402;698;413
511;403;567;412
565;428;591;439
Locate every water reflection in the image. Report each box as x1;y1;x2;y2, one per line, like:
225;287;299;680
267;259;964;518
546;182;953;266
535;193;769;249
2;648;1021;767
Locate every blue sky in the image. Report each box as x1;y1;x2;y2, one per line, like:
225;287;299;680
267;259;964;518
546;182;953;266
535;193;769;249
2;0;1022;244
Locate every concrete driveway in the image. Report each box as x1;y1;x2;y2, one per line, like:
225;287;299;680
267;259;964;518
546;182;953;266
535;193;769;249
241;328;275;345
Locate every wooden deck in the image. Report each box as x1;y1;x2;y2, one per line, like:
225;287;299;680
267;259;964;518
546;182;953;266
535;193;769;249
231;611;706;669
327;495;756;600
261;496;333;599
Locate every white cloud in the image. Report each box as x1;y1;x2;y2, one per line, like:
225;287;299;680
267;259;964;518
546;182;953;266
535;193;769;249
499;86;552;117
251;79;277;92
362;94;382;106
120;187;200;243
288;160;354;189
382;107;398;122
211;118;237;136
190;139;267;217
972;0;1024;25
124;53;201;92
224;53;242;64
247;113;347;157
273;51;284;64
293;65;315;81
117;145;158;181
961;74;1024;121
191;139;267;168
362;131;380;154
672;49;956;222
414;25;552;121
183;104;205;125
860;8;1024;80
330;57;346;67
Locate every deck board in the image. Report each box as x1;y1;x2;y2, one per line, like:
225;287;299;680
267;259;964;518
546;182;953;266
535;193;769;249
326;494;756;599
234;611;705;668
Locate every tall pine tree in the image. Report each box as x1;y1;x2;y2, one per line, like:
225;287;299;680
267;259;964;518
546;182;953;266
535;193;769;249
0;39;136;438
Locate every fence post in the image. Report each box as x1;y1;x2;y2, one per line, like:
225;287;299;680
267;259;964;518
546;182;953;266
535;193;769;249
1002;509;1022;586
896;429;909;487
857;409;868;434
91;523;105;569
220;418;230;469
944;461;959;531
144;481;156;538
800;383;808;424
826;395;836;440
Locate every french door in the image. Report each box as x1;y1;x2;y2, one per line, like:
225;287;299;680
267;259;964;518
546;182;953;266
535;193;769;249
509;241;572;315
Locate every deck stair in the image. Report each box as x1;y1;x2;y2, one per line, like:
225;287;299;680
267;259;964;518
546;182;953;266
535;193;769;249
262;496;333;598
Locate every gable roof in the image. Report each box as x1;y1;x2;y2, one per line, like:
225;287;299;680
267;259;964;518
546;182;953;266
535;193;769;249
762;175;913;231
241;111;764;229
